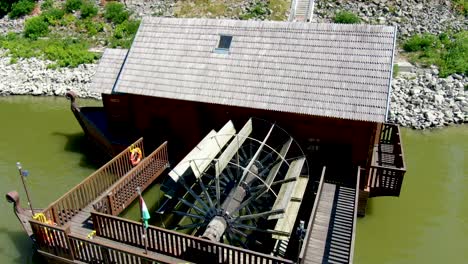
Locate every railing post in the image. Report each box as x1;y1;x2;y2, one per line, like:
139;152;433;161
63;224;75;261
107;193;114;215
51;206;59;225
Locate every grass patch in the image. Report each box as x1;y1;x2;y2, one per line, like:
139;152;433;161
403;31;467;77
240;1;270;20
333;11;360;24
174;0;242;18
268;0;290;21
451;0;467;16
0;33;99;67
393;64;399;77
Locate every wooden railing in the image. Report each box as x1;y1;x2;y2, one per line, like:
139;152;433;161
94;142;169;215
29;220;73;260
92;212;294;264
68;235;171;264
365;123;406;197
349;167;360;264
377;123;405;168
298;166;326;263
41;138;145;226
29;219;173;263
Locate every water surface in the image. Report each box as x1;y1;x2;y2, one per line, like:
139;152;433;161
0;96;101;263
355;126;468;263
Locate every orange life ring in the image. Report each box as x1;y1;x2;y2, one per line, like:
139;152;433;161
130;147;142;166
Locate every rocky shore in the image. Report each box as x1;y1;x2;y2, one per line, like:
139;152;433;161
0;51;99;99
313;0;467;39
389;70;467;129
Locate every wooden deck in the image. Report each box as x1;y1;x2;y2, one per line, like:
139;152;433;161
27;139;294;264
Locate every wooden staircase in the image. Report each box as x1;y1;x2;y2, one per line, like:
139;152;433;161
301;167;360;264
323;186;356;263
289;0;314;22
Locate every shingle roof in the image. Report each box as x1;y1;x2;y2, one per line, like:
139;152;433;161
114;17;397;123
89;48;128;94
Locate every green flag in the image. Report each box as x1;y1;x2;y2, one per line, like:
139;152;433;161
139;195;150;228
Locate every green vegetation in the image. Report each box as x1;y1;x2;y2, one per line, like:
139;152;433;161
451;0;467;16
9;0;35;18
240;1;269;20
104;2;129;24
393;64;399;77
268;0;290;21
42;8;65;25
80;1;98;19
109;19;141;48
0;33;99;67
174;0;289;20
1;0;140;68
41;0;53;11
333;11;360;24
402;31;467;77
174;0;237;18
24;16;49;39
64;0;83;13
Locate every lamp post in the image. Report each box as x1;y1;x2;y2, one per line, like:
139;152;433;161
16;162;35;215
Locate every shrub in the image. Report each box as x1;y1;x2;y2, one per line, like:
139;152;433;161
403;34;440;52
333;11;360;24
9;0;35;18
403;31;467;77
109;19;140;48
104;2;129;24
439;31;467;77
60;13;76;26
41;0;53;11
240;1;269;20
0;35;99;67
41;7;65;25
80;1;97;19
1;0;20;18
64;0;83;13
24;16;49;39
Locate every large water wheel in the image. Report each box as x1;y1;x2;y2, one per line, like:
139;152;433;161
159;118;309;254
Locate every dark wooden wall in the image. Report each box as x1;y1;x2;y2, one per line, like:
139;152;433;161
103;94;378;181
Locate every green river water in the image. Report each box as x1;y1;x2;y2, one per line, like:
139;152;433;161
0;96;466;263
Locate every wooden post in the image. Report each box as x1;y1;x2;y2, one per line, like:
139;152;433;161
106;193;113;215
63;225;75;261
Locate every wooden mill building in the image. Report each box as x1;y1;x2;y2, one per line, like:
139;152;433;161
11;17;406;264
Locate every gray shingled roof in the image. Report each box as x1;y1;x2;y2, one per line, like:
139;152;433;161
114;17;397;122
89;48;128;94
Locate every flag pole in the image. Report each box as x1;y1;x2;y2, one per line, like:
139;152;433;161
137;187;148;254
16;162;35;215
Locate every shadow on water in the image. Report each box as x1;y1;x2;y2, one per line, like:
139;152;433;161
52;132;103;168
0;227;46;264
